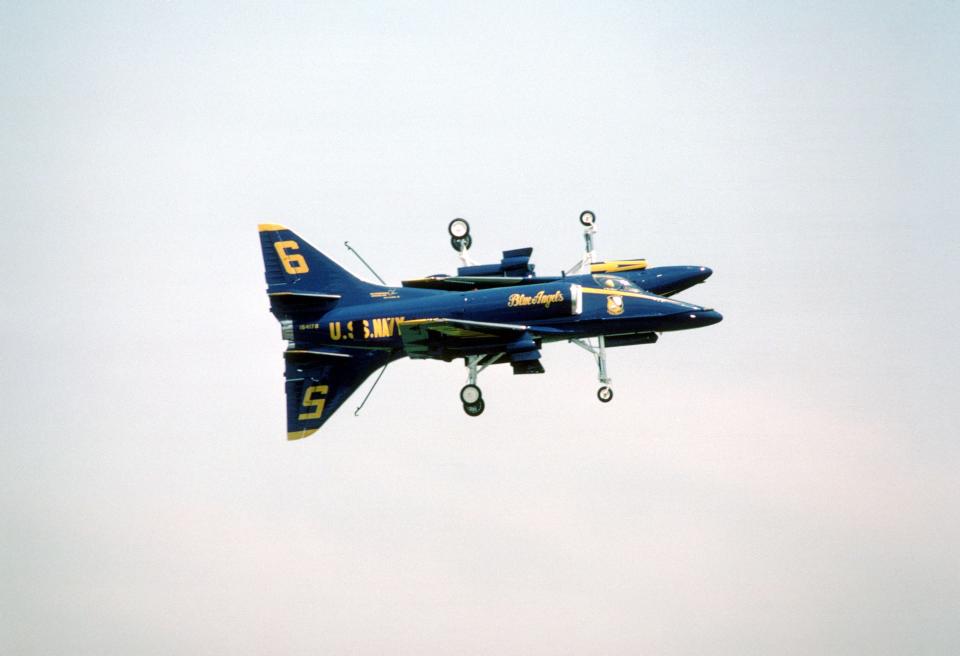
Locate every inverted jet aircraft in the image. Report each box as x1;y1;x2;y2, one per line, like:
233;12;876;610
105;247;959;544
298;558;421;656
259;212;721;439
403;215;714;299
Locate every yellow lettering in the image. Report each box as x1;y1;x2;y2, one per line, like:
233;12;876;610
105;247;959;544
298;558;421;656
274;240;309;275
362;320;370;339
507;290;564;309
298;385;328;420
329;322;341;341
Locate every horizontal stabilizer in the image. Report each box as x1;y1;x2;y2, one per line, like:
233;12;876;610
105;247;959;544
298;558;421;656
284;349;353;363
268;291;341;319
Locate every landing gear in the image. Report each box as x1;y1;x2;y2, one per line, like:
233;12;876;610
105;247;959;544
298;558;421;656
459;353;503;417
571;335;614;403
459;384;482;405
449;218;473;253
451;235;473;251
448;218;470;239
566;209;600;276
463;399;485;416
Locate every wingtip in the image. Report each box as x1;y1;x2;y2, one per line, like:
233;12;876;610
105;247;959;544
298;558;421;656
259;223;287;232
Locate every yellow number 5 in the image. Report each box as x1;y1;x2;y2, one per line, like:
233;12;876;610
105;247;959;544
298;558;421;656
275;240;309;274
298;385;328;420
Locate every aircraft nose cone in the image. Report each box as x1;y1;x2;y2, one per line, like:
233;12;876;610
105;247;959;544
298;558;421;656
698;266;713;281
701;309;722;325
687;309;723;326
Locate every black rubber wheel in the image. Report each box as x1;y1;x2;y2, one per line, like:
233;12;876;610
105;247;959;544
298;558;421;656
450;235;473;252
448;218;470;238
459;384;482;405
463;399;485;416
597;386;613;403
579;210;596;227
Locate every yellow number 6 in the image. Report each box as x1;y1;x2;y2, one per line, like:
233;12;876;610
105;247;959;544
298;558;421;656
275;240;309;274
298;385;328;420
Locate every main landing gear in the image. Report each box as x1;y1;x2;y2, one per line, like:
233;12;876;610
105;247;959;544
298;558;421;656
571;335;614;403
459;353;504;417
448;218;474;263
460;383;484;416
570;212;615;403
449;210;616;414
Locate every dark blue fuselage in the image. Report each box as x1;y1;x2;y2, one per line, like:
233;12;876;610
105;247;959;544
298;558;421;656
259;223;723;438
292;276;721;357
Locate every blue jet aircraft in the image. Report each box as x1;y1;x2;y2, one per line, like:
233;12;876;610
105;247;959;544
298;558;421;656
259;212;721;439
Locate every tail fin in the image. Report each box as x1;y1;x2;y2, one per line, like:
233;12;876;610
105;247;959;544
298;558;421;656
284;349;390;439
258;224;381;300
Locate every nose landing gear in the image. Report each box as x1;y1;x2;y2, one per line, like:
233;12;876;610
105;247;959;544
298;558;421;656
571;335;614;404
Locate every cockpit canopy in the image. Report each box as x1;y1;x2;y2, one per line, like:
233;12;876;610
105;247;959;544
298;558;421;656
592;274;641;293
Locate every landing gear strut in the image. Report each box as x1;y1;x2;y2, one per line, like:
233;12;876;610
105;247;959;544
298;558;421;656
571;335;614;403
460;353;504;416
566;209;599;276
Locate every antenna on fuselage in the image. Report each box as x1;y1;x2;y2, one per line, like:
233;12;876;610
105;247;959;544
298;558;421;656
354;362;389;416
564;210;598;275
344;241;387;285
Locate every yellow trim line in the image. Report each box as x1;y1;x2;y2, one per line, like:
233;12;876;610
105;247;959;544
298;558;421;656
590;259;647;273
287;428;318;441
258;223;287;232
581;287;672;303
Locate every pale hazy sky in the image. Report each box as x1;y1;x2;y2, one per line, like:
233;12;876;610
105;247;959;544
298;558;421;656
2;1;958;654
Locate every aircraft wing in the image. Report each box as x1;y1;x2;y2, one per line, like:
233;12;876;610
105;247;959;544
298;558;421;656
401;246;560;291
401;275;561;291
398;317;565;360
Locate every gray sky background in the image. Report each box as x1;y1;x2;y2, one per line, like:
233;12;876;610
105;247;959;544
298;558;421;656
2;1;958;654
